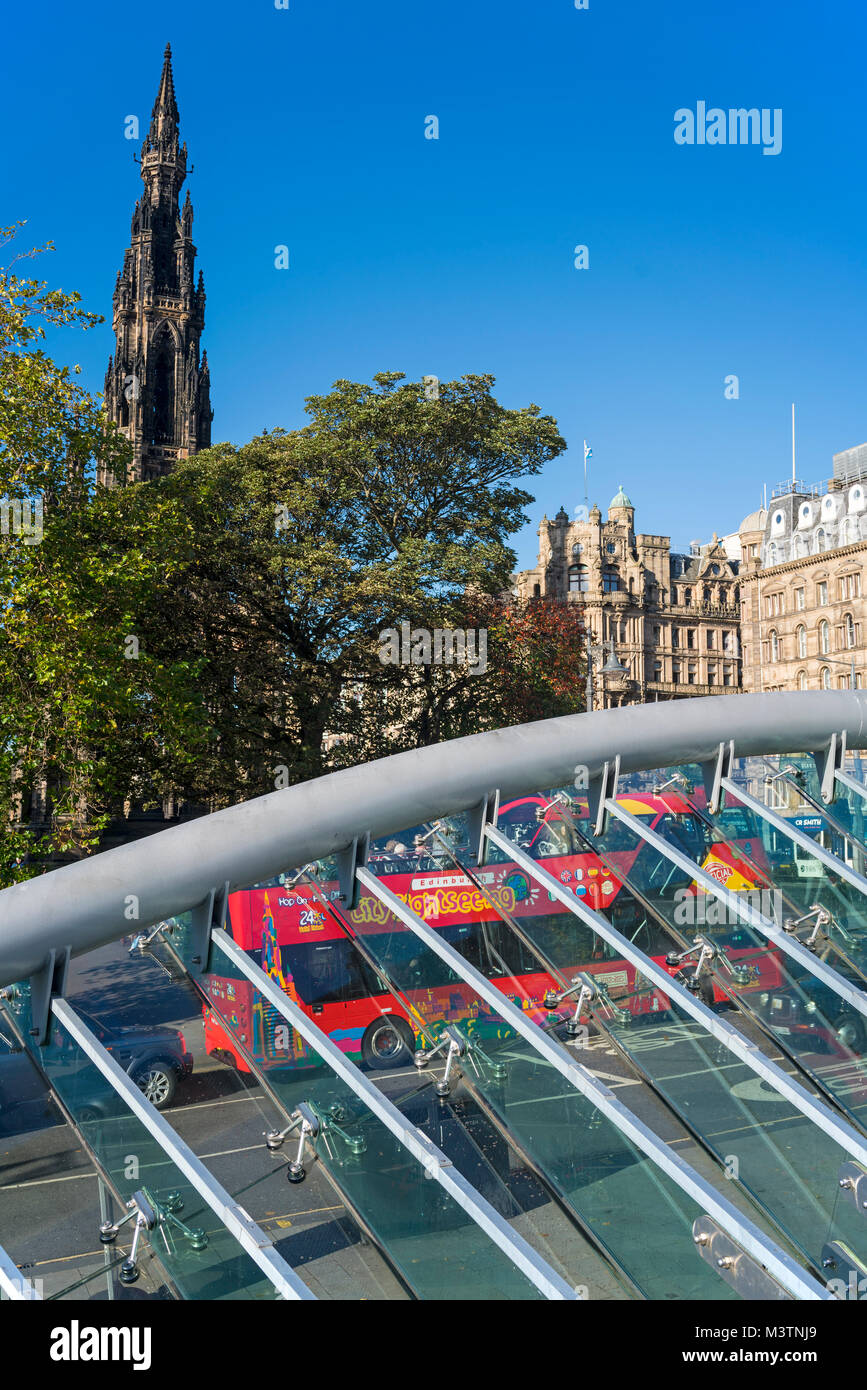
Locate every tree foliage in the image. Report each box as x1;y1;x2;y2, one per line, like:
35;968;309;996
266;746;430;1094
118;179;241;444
123;372;576;800
1;264;585;881
0;226;197;879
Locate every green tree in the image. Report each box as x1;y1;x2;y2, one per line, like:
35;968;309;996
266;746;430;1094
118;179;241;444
0;225;198;880
132;372;577;801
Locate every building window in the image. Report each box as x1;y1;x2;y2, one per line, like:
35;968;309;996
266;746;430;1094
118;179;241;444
769;629;779;663
672;628;679;648
707;665;716;684
686;629;695;649
532;583;541;598
821;666;831;690
818;581;828;605
797;670;807;690
819;620;830;655
796;625;807;658
765;777;788;810
683;588;692;606
795;588;805;610
846;613;857;648
653;625;661;642
606;542;616;554
722;665;732;687
687;665;696;685
703;587;711;603
672;663;681;683
572;542;583;556
706;630;715;649
569;564;589;593
602;567;621;593
723;631;734;653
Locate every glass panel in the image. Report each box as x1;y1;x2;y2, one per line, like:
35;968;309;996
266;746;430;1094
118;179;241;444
315;843;746;1300
0;1008;174;1301
410;814;867;1276
580;792;867;1133
83;921;410;1302
2;983;283;1301
187;876;633;1298
202;933;546;1301
455;836;867;1271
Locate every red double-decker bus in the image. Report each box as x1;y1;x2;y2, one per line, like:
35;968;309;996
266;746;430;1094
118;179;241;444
203;791;784;1073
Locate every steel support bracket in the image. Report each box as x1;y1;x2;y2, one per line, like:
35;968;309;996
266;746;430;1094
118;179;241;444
337;833;370;913
837;1160;867;1217
701;740;735;817
295;1101;321;1139
588;756;620;839
821;1240;867;1297
188;880;230;975
813;730;847;805
692;1216;791;1300
466;791;499;867
29;946;71;1046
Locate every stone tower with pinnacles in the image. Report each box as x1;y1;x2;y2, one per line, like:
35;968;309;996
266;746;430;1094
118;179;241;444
103;44;212;484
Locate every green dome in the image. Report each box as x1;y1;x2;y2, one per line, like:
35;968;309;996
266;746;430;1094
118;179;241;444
610;484;633;509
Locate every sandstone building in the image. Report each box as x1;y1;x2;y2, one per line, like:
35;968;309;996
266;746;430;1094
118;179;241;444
737;445;867;694
514;489;742;709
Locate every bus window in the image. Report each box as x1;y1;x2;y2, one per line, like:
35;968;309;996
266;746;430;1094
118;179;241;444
478;919;543;979
360;928;480;992
282;940;381;1006
655;813;708;862
714;807;760;842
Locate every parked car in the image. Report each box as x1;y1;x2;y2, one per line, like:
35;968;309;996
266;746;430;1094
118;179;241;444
68;1009;194;1109
0;1010;193;1127
755;970;866;1056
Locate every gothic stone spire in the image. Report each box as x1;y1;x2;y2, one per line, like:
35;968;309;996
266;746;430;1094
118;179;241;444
102;44;213;484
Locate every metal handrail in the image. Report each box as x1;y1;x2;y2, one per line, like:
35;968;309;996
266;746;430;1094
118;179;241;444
2;690;867;990
0;1242;40;1301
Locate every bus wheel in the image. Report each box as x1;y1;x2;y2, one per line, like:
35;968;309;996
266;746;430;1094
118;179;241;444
362;1018;414;1070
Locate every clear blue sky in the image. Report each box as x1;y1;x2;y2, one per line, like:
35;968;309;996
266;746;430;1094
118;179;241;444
2;0;865;568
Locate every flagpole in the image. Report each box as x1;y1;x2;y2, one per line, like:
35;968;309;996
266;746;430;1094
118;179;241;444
791;403;796;485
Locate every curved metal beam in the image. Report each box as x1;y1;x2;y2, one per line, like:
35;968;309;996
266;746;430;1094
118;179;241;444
1;690;866;989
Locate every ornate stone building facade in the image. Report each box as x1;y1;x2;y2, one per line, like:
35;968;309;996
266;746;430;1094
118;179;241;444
738;447;867;693
514;488;742;709
103;45;212;484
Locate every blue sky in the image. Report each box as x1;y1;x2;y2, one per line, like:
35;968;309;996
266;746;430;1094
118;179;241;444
2;0;865;569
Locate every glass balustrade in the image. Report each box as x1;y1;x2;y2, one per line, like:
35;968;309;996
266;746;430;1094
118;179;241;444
256;841;754;1301
0;983;283;1301
432;811;867;1277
